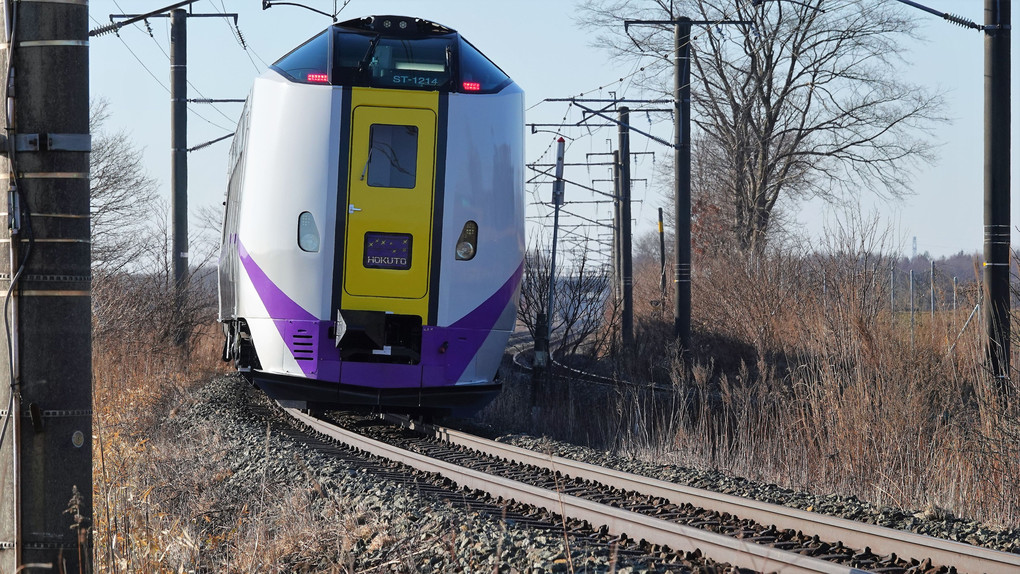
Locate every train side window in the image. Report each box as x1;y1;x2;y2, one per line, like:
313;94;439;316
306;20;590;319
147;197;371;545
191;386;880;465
458;38;511;93
366;124;417;189
273;30;330;83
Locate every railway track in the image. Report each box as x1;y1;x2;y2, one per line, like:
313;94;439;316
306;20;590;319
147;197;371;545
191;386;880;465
282;407;1020;573
272;406;727;572
507;329;676;391
508;329;619;380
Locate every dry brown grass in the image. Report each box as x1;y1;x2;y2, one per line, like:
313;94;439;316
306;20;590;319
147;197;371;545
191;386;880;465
92;325;417;573
96;323;566;572
94;322;443;572
93;324;220;572
500;212;1019;529
604;233;1020;528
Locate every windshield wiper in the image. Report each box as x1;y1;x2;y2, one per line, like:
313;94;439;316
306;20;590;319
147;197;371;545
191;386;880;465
356;34;381;77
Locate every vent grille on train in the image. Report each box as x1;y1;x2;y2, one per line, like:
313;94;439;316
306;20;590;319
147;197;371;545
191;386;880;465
289;328;315;362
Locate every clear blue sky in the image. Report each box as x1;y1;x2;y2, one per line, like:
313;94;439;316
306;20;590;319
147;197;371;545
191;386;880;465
88;0;1015;260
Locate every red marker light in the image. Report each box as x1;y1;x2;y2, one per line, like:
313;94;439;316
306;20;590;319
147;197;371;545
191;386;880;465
307;73;329;83
462;81;481;92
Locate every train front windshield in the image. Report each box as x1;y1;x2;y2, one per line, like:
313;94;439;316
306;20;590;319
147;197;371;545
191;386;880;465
335;35;453;90
272;17;512;94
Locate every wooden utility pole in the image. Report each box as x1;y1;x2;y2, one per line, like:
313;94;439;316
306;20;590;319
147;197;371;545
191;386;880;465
0;2;93;572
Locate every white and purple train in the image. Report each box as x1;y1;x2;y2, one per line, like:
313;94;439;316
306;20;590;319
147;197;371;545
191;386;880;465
218;15;525;416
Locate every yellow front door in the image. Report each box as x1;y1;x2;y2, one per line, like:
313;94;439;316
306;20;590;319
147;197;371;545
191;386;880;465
343;90;437;318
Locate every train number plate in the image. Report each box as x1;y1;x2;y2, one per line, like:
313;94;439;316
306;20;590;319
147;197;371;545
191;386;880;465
363;232;412;270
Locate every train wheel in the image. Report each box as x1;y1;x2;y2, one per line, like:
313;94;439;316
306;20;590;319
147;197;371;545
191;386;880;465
232;320;262;372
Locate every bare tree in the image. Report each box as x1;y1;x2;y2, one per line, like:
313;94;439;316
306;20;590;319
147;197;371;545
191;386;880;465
92;200;219;354
555;241;613;357
517;235;614;359
517;244;551;340
90;99;160;273
579;0;944;254
90;101;219;354
811;209;896;358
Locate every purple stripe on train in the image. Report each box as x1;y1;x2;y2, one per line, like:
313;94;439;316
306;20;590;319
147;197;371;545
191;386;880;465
238;239;522;386
442;261;523;382
237;242;320;377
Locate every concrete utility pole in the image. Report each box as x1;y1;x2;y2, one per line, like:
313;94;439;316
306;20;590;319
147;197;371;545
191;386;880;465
624;16;749;358
93;0;238;346
983;0;1010;390
895;0;1013;402
537;97;663;322
171;8;189;345
618;107;633;346
673;19;692;353
0;2;93;572
612;151;622;300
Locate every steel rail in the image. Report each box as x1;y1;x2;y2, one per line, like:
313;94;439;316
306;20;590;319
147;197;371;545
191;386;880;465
506;330;533;369
286;409;857;574
387;416;1020;574
506;330;673;391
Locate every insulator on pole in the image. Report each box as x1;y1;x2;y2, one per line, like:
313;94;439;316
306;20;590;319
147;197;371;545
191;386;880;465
943;12;981;30
88;22;120;37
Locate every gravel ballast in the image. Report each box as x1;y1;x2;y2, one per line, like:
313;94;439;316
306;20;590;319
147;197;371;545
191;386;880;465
491;434;1020;556
156;374;1019;572
165;375;732;573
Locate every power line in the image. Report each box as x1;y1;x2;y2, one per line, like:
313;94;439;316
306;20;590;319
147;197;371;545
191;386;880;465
90;13;171;94
107;0;237;131
152;16;237;128
217;0;270;72
92;15;235;132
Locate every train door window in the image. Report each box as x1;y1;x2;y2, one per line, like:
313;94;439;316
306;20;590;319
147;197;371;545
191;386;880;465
366;124;417;189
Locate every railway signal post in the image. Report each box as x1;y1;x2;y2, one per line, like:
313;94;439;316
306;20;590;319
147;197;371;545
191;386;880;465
0;2;93;572
545;138;566;360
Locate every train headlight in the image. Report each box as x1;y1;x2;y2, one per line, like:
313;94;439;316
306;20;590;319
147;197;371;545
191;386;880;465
455;221;478;261
298;211;320;252
455;241;475;260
